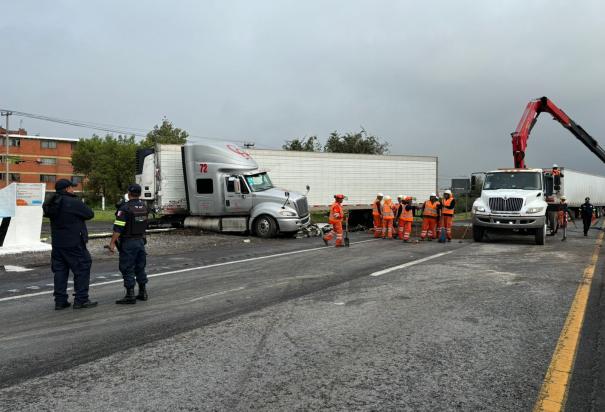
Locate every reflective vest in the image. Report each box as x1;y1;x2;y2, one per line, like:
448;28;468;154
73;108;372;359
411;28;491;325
382;202;394;220
442;198;455;216
122;201;149;239
400;206;414;222
423;200;439;218
329;202;344;224
372;200;382;216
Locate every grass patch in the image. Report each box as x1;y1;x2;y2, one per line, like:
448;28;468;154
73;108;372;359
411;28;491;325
43;208;116;224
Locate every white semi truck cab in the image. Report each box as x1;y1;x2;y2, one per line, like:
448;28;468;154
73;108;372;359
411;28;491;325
471;168;548;245
136;139;310;238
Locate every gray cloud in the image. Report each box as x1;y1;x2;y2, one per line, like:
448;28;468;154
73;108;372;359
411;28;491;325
3;0;605;183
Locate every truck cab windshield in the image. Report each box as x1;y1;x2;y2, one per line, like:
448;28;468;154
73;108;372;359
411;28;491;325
245;172;274;192
483;172;541;190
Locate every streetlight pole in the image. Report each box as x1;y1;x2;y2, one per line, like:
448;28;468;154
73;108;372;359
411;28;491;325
1;111;12;186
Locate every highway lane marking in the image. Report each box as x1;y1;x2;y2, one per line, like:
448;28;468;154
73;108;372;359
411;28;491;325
369;250;455;277
189;286;246;302
0;238;380;303
533;224;605;412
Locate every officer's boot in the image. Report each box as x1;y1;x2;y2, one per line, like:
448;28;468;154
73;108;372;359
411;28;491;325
116;288;136;304
136;283;148;301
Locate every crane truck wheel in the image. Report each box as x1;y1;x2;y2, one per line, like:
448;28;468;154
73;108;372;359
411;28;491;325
472;225;484;242
535;224;546;245
253;215;278;238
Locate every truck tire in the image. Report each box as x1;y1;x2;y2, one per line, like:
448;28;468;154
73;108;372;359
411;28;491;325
535;224;546;245
254;215;277;238
472;225;484;242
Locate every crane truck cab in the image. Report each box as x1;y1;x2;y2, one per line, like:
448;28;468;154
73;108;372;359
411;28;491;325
136;139;311;238
471;168;548;245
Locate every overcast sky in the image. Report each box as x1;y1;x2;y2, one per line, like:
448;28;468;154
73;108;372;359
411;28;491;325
3;0;605;183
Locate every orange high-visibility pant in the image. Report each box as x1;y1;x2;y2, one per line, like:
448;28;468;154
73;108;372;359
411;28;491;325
398;219;413;240
382;218;394;239
441;215;453;240
373;215;382;237
323;221;344;246
421;217;438;239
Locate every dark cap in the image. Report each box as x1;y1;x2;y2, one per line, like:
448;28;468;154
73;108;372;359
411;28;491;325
55;179;75;191
128;183;142;195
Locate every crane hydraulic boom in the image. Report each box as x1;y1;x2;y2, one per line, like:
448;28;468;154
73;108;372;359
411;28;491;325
511;96;605;168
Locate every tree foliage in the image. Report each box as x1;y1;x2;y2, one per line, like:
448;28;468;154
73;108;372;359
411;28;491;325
71;134;138;204
323;129;388;155
283;129;388;155
139;118;189;148
282;136;322;152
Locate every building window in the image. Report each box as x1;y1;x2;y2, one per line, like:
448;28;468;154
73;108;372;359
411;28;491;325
196;178;213;194
8;138;20;147
41;140;57;149
0;173;20;182
71;176;83;185
40;174;56;183
40;157;57;165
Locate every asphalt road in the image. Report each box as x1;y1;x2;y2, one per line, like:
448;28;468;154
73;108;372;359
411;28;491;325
1;227;604;411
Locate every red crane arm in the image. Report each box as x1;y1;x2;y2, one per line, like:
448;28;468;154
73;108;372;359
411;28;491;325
511;96;605;168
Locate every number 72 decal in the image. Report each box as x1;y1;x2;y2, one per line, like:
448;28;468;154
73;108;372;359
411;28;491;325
199;163;208;173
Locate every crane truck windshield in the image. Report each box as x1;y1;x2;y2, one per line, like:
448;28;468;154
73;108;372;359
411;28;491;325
483;172;541;190
245;172;274;192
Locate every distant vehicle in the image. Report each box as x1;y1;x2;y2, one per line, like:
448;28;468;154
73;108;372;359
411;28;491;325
472;97;605;244
136;139;310;238
247;149;438;227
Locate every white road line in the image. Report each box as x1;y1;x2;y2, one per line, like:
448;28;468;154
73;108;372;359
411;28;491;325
45;283;54;287
369;250;454;277
26;286;41;290
0;239;380;303
96;276;107;279
7;289;19;293
189;286;246;302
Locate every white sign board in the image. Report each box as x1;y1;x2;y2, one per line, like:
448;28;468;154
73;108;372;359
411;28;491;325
0;184;16;218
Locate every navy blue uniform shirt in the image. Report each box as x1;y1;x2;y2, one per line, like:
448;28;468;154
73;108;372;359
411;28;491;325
43;192;94;248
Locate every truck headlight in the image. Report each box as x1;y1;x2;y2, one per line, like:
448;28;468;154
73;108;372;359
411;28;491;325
526;207;544;214
279;210;297;217
473;206;486;212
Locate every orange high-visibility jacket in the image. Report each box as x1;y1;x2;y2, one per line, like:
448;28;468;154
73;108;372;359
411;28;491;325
400;206;414;222
442;198;455;216
382;202;394;220
329;202;344;224
423;200;440;217
372;200;382;216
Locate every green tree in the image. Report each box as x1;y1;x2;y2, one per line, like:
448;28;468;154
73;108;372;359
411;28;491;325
323;129;388;155
282;136;322;152
139;118;189;148
71;134;138;204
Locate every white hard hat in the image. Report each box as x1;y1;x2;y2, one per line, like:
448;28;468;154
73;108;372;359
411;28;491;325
384;195;392;200
397;194;403;199
444;190;452;195
430;192;437;197
561;196;567;200
377;192;384;197
553;164;559;168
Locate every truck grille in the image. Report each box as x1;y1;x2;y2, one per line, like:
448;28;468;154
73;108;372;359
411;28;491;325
296;197;309;216
489;197;524;212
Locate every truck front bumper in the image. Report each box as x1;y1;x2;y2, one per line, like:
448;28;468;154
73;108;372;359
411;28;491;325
472;213;545;230
277;214;311;233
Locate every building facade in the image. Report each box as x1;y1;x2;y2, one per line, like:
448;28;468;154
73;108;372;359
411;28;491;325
0;132;83;191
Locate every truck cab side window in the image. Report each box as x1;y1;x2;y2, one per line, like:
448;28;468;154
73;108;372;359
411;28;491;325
225;177;236;193
239;177;249;194
196;178;213;194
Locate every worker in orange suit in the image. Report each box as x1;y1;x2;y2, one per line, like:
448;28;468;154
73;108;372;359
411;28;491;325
440;190;456;242
323;194;346;247
397;196;415;241
382;195;395;239
421;193;440;241
371;193;383;238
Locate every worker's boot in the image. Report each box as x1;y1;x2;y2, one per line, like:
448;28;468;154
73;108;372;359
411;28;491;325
116;288;136;304
136;283;148;301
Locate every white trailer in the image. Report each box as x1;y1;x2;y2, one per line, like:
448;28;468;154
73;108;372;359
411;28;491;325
247;149;438;209
559;168;605;208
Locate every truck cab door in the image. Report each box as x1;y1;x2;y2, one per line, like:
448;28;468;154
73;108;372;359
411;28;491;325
224;176;253;214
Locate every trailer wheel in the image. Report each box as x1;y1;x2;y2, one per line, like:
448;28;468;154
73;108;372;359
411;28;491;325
254;215;277;238
535;224;546;245
472;225;484;242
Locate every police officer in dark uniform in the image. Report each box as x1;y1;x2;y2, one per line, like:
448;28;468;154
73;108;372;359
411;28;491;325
108;184;149;304
580;197;594;236
42;179;97;310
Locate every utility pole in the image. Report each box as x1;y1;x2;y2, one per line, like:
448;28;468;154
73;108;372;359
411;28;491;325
1;111;12;186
